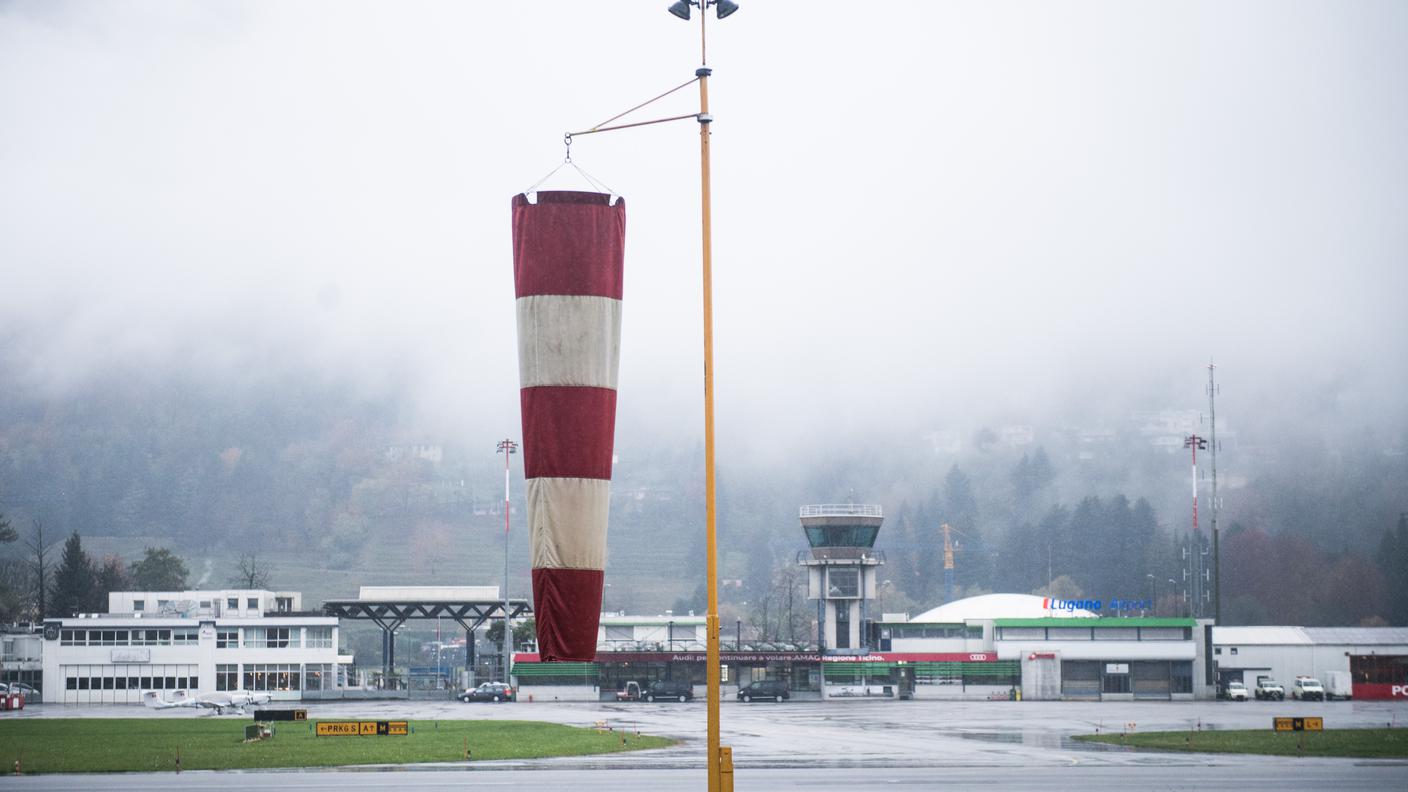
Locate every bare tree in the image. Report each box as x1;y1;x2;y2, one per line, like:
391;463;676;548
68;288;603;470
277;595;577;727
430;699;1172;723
748;566;810;646
24;520;50;619
228;553;271;589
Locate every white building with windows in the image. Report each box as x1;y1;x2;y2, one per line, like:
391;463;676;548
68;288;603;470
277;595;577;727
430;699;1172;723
41;589;342;704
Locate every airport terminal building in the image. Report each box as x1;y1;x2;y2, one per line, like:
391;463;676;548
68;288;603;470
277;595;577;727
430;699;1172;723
512;503;1215;703
509;594;1211;702
38;589;344;704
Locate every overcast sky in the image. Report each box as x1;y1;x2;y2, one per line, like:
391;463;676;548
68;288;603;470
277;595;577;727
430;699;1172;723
2;1;1405;460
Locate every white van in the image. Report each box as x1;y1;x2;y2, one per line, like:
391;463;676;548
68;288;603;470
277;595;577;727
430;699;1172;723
1292;676;1325;701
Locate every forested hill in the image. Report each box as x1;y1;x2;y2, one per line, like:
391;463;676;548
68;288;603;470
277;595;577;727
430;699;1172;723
0;364;1404;626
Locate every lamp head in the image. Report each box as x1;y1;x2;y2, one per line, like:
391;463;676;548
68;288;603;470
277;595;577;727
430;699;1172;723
668;0;739;20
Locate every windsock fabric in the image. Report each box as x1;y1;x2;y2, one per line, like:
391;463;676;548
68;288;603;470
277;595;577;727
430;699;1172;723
512;190;625;662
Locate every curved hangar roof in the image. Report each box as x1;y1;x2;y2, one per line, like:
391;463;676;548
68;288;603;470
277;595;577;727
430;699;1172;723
911;593;1098;622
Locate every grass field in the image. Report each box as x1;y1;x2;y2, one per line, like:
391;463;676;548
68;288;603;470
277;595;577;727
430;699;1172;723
0;718;675;773
1075;728;1408;758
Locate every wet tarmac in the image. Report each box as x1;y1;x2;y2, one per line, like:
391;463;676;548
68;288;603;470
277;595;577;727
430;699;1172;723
8;696;1408;789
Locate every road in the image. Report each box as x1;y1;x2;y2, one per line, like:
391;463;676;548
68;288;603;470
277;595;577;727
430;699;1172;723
7;696;1408;789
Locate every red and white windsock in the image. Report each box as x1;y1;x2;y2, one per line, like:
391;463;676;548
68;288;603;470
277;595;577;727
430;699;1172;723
511;190;625;662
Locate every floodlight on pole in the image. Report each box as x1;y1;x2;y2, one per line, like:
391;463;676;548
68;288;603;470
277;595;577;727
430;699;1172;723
664;4;738;789
668;0;738;21
555;4;740;788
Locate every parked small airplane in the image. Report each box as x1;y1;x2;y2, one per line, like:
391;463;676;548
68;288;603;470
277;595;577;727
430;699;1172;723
142;689;272;715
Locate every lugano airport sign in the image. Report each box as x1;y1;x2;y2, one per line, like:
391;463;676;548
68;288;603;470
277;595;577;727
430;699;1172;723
1043;597;1154;613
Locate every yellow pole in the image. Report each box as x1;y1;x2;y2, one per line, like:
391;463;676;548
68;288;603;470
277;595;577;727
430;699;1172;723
698;61;723;792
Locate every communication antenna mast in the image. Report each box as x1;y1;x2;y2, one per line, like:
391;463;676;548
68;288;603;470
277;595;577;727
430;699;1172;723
1208;361;1221;624
1184;432;1208;617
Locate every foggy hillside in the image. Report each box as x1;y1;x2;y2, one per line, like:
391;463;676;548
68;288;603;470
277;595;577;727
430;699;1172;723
0;357;1402;625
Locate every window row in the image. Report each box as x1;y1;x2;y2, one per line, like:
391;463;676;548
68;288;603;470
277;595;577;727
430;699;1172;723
57;625;334;649
213;663;335;691
243;664;302;691
59;628;198;646
61;664;198;691
886;625;983;640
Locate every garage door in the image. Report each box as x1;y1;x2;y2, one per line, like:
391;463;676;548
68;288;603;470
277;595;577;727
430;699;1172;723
1061;661;1100;700
1132;661;1170;700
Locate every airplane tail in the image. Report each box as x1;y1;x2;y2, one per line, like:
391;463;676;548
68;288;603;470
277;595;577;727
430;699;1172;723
171;689;193;706
142;691;168;709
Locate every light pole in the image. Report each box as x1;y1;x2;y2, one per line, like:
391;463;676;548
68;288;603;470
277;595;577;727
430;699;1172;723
669;5;736;790
497;439;517;686
561;5;740;787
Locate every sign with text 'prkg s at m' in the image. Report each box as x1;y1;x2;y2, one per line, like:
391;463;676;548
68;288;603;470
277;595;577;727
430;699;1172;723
315;721;408;736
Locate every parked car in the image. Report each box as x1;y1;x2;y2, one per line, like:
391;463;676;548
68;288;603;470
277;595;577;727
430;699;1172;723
1255;678;1285;701
1221;681;1248;701
459;682;516;702
616;680;695;702
737;680;789;703
1292;676;1325;701
645;680;694;702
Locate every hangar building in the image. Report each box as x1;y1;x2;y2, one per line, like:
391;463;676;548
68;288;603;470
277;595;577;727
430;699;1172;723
1213;626;1408;700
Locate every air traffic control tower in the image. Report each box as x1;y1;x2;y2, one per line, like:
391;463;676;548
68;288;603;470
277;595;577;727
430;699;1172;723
798;504;884;652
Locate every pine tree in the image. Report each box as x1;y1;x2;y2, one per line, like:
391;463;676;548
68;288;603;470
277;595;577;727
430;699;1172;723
1377;514;1408;625
96;557;129;605
49;531;97;616
0;510;15;544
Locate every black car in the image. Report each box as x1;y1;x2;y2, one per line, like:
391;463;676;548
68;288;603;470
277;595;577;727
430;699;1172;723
459;682;516;702
645;680;694;702
737;680;789;702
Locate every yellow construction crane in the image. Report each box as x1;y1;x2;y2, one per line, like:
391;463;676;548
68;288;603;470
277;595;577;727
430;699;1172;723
942;523;957;603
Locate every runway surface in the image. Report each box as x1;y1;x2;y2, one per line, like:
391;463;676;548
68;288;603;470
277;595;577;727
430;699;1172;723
7;696;1408;789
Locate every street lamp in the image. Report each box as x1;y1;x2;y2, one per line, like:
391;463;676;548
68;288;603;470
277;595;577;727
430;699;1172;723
496;439;517;686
